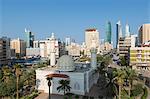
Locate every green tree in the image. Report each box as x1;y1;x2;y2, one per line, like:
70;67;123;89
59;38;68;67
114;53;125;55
105;72;118;98
113;69;125;99
2;66;12;83
124;67;137;97
14;64;22;99
57;79;71;95
120;56;128;66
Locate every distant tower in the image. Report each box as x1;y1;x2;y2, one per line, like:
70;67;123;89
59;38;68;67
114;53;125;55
50;33;56;66
85;28;99;49
106;21;112;44
90;38;97;69
116;20;122;48
125;23;130;37
25;28;34;48
65;37;71;46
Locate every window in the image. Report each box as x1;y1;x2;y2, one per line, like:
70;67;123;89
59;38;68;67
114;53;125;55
74;82;80;90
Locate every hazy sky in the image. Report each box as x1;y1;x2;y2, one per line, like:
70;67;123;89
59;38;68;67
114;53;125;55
1;0;150;46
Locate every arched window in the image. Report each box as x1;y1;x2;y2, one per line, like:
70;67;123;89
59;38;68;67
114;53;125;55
74;82;80;90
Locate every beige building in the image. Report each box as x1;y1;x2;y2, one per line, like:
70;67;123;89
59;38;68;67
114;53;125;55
138;24;150;45
85;29;100;55
85;29;99;49
10;38;26;57
66;42;81;57
130;47;150;71
118;35;137;57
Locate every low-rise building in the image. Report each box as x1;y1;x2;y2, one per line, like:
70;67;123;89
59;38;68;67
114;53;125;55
130;47;150;71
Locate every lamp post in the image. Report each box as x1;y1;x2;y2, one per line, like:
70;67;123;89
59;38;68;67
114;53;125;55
46;77;52;99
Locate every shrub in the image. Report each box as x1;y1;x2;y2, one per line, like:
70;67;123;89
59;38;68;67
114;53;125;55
131;83;143;97
75;95;79;99
141;87;148;99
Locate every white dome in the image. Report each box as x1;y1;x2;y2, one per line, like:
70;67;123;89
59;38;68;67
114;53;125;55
57;55;75;71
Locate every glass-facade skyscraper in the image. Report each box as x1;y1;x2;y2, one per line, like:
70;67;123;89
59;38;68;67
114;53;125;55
106;21;112;44
25;28;34;48
116;20;122;48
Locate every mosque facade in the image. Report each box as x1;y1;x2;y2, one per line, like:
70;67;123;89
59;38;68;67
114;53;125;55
36;33;99;95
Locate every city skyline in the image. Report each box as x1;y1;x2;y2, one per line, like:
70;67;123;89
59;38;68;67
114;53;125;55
1;0;150;46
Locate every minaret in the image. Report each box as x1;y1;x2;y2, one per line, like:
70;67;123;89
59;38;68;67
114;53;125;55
90;39;97;69
125;23;130;37
50;33;56;66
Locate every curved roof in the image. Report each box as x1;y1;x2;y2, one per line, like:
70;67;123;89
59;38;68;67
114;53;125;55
46;73;69;78
57;55;75;71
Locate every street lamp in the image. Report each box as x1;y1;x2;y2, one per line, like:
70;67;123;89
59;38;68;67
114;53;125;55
46;77;52;99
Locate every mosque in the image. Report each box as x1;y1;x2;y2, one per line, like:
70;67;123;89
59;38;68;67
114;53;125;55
36;33;99;95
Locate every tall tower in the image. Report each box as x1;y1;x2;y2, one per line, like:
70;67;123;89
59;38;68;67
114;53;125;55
50;33;56;66
116;20;122;48
125;23;130;37
106;21;112;44
25;28;34;48
85;28;99;49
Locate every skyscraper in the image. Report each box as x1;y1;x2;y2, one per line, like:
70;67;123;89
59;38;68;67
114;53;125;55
138;24;150;45
116;20;122;48
106;21;112;44
85;28;99;49
125;23;130;37
25;28;34;48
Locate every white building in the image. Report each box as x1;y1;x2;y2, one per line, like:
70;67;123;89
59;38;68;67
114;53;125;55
36;38;99;95
39;33;59;58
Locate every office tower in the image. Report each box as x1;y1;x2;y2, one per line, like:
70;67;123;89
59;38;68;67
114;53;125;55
10;38;26;57
138;24;150;45
116;20;122;48
85;28;99;49
125;23;130;37
0;38;7;66
25;28;34;48
106;21;112;44
65;37;71;46
0;37;11;66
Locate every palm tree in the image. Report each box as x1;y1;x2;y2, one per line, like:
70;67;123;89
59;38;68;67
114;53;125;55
2;66;12;83
113;69;125;99
57;79;71;95
105;72;118;98
14;64;22;99
124;67;137;97
46;77;52;99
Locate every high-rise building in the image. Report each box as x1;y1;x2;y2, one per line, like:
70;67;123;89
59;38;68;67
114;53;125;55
25;28;34;48
65;37;71;46
138;24;150;45
85;28;99;49
0;38;7;66
0;37;11;66
106;21;112;44
116;20;122;48
10;38;26;57
125;23;130;37
118;35;137;57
